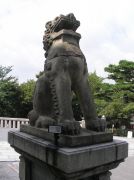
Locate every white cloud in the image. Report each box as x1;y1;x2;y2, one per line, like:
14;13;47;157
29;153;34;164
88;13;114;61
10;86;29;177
0;0;134;83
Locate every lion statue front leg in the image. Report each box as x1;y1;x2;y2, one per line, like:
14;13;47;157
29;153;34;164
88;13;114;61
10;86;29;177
29;57;81;135
29;74;56;128
49;57;81;135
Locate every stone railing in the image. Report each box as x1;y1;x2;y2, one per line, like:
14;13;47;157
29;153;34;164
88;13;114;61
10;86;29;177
79;119;85;128
0;117;84;129
0;117;29;129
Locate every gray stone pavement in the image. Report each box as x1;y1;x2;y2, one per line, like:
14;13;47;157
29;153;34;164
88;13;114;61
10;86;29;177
0;128;19;180
0;128;134;180
0;162;19;180
0;128;18;141
0;128;19;161
112;157;134;180
111;136;134;180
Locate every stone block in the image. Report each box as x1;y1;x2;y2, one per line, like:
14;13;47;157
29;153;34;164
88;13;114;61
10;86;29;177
8;130;128;179
20;125;113;147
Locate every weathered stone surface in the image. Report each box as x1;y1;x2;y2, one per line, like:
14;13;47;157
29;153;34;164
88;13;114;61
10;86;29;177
20;124;113;147
28;13;106;134
8;130;128;176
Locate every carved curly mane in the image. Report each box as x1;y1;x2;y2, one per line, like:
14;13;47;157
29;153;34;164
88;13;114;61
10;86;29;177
43;13;80;57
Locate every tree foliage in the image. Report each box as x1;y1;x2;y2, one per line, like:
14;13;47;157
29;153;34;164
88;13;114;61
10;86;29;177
0;66;21;117
105;60;134;84
88;72;104;94
100;60;134;126
0;66;16;82
19;80;35;117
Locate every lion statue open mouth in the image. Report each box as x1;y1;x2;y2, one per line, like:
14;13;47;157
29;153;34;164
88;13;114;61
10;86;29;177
28;13;106;135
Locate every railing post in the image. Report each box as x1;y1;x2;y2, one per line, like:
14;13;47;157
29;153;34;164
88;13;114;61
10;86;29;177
1;120;3;128
0;117;29;128
9;120;11;128
81;120;85;128
21;121;24;124
17;121;20;129
5;120;7;128
13;120;16;128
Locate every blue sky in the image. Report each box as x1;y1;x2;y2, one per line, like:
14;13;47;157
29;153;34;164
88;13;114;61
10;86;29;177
0;0;134;83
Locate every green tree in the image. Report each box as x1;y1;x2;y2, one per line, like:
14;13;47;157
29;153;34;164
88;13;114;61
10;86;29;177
87;72;108;115
19;80;36;117
105;60;134;84
102;60;134;126
0;66;15;81
88;72;104;95
0;66;21;117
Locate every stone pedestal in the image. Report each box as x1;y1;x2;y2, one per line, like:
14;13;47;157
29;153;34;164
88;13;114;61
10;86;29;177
8;129;128;180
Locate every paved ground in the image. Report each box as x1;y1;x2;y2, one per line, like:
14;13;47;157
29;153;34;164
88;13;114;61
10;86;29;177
0;128;19;180
0;128;19;161
0;128;134;180
112;157;134;180
0;162;19;180
111;136;134;180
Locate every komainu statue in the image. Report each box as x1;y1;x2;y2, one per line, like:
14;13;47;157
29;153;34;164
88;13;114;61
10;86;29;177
28;13;106;135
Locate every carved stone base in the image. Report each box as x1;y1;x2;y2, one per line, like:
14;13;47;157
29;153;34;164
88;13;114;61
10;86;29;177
8;130;128;180
19;155;112;180
20;125;113;147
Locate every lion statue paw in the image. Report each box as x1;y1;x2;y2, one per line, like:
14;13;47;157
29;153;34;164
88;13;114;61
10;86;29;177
59;120;81;135
35;116;56;128
86;118;106;132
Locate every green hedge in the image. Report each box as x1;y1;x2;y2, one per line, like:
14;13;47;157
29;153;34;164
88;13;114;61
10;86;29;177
107;128;129;137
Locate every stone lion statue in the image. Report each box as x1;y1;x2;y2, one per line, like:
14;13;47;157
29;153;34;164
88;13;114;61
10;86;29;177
28;13;106;135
